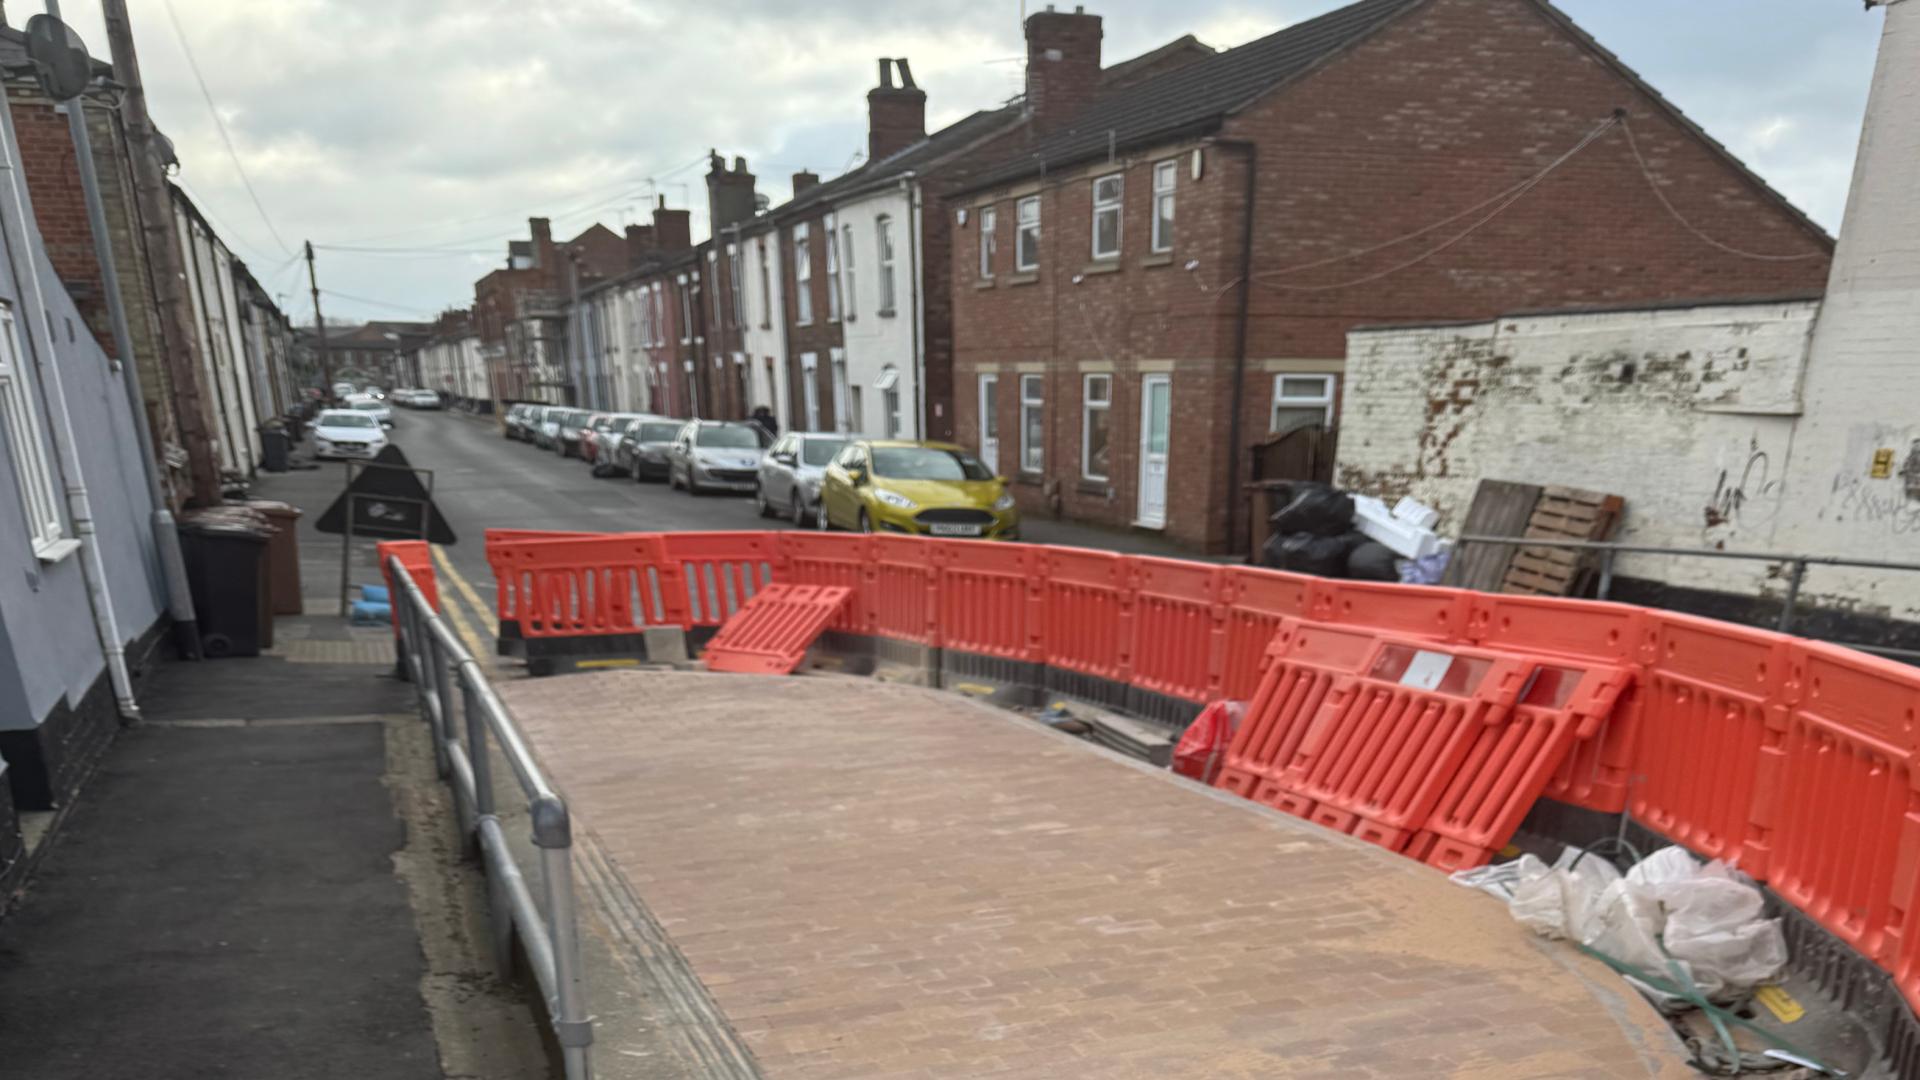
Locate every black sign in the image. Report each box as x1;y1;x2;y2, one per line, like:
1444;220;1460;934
314;445;456;543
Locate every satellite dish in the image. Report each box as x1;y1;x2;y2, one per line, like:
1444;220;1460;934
24;14;93;104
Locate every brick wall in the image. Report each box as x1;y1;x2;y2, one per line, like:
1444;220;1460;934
948;0;1832;553
781;213;844;432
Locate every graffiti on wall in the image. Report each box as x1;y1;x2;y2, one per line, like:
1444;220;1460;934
1825;426;1920;536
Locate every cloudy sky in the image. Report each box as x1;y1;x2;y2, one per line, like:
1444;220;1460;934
35;0;1887;325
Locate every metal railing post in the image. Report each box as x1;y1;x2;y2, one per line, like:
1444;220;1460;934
1778;559;1807;634
429;629;454;780
535;800;594;1080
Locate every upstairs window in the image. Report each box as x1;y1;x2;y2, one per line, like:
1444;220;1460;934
757;238;773;328
978;206;997;279
677;274;692;343
727;243;745;327
1151;160;1176;253
1091;174;1122;260
841;224;857;320
0;303;62;556
824;213;841;323
876;214;897;314
1015;196;1040;272
793;224;813;325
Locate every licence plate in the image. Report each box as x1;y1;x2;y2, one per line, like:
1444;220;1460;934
929;523;983;537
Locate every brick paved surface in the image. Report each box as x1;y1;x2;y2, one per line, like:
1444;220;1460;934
505;671;1689;1079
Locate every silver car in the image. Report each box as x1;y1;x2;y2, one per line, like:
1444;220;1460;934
666;420;770;495
756;432;848;525
618;415;686;482
587;413;644;477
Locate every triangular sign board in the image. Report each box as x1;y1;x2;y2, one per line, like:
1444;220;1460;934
314;444;457;544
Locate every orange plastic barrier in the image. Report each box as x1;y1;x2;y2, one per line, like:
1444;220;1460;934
1214;620;1378;802
781;532;871;634
702;584;851;675
658;532;780;626
1316;580;1472;642
484;528;599;629
1038;546;1130;684
1132;557;1224;704
870;535;940;644
1218;567;1316;700
377;540;437;635
934;541;1038;662
487;534;669;638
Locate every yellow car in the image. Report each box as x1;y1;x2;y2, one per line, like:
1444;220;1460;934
817;440;1020;539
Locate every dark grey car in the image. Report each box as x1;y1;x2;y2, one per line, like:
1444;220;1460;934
617;416;685;482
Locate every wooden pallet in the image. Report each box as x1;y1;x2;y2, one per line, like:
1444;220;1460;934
1501;486;1624;597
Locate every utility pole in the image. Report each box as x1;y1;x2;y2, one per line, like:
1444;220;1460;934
305;241;335;398
100;0;222;508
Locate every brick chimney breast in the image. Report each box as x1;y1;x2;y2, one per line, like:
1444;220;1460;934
652;196;692;252
867;57;928;163
1025;5;1102;131
792;170;820;195
529;216;553;269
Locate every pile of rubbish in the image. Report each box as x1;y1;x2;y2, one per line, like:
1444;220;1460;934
1259;482;1450;584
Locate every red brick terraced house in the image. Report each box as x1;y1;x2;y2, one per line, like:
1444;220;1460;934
947;0;1832;553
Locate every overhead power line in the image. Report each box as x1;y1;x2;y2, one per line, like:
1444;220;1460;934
320;288;438;317
161;0;293;257
1619;116;1824;263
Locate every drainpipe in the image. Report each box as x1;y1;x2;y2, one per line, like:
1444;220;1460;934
1217;139;1258;557
901;172;925;438
58;76;198;659
0;72;141;719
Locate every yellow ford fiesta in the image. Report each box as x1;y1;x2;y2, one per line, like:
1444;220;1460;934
817;440;1020;539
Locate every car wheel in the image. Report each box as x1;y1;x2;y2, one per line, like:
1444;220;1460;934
668;466;681;491
791;492;808;527
858;509;873;534
755;483;773;518
816;500;832;531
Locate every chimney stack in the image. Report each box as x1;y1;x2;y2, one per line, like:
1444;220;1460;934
706;149;759;232
624;223;657;267
529;216;554;268
1024;5;1103;131
651;195;692;252
867;58;927;163
791;169;820;195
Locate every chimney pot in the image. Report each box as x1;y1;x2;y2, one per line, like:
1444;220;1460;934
896;57;917;88
734;155;748;172
877;57;893;89
866;57;928;163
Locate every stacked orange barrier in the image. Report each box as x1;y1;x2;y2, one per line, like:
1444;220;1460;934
476;527;1920;1018
377;540;437;634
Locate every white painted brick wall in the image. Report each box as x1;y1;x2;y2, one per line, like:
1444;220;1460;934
1339;301;1819;597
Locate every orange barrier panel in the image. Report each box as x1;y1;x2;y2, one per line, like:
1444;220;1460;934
1542;680;1641;813
1037;546;1131;684
933;540;1038;661
1214;620;1380;802
1466;593;1651;664
1218;567;1316;700
868;535;940;644
488;534;670;638
702;584;852;675
377;540;437;635
1629;612;1790;868
485;528;596;627
780;533;872;634
658;532;780;627
1131;557;1223;704
1773;642;1920;967
1315;580;1472;642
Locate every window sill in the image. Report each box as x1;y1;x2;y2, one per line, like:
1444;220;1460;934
1140;251;1174;268
877;308;897;319
34;538;80;565
1079;261;1121;277
974;279;997;291
1006;271;1039;286
1076;478;1111;495
1016;471;1044;487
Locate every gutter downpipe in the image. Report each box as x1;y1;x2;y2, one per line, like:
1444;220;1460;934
0;70;141;720
901;172;925;439
58;74;198;660
1218;138;1258;557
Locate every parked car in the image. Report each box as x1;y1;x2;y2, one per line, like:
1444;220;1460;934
666;420;771;495
395;388;442;409
817;440;1018;539
534;406;568;449
330;380;357;401
586;413;642;476
756;432;848;525
309;408;389;460
503;403;532;439
344;394;393;427
617;416;686;481
558;411;604;459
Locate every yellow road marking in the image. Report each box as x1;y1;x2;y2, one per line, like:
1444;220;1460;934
576;658;642;670
430;545;497;663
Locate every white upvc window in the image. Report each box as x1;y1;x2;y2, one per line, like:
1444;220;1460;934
1151;160;1176;253
876;214;897;315
757;238;773;328
824;213;841;323
978;206;997;279
650;282;664;346
793;223;813;325
1015;196;1040;271
677;274;693;343
1271;374;1337;434
1081;373;1111;481
841;223;857;320
800;352;821;430
727;243;744;327
707;250;722;325
877;365;903;438
0;303;63;556
1019;373;1044;473
1091;173;1122;260
830;348;851;434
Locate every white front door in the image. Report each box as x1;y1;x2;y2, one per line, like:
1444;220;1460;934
1136;374;1171;528
978;374;1000;473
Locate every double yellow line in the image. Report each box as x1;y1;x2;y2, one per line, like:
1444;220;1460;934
429;544;499;666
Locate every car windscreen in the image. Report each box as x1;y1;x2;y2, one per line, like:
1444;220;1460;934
322;413;377;429
608;417;636;434
639;423;681;441
801;439;847;466
871;447;992;481
351;401;383;411
696;425;761;449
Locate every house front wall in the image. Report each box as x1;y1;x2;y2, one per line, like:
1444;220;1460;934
834;186;919;440
737;226;788;429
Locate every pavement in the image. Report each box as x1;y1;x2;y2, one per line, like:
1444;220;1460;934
504;669;1693;1080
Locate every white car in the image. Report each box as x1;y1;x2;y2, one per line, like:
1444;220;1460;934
403;389;442;409
331;381;357;400
344;394;393;426
310;409;389;460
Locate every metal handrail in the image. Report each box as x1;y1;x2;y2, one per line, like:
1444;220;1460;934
386;556;593;1080
1457;533;1920;658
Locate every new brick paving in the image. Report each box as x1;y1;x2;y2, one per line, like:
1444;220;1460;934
504;670;1690;1079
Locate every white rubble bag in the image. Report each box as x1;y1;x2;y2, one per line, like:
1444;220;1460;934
1450;844;1787;1005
